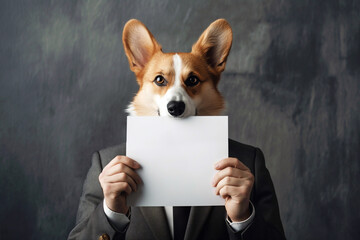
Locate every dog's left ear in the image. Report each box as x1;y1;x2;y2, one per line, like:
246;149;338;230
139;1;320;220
192;19;233;73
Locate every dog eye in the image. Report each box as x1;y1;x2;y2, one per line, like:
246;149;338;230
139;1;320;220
185;76;200;87
154;75;167;86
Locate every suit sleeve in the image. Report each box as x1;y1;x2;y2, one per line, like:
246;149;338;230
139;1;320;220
227;148;286;240
68;152;127;240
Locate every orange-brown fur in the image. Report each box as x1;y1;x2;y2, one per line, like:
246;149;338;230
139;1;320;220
122;19;232;117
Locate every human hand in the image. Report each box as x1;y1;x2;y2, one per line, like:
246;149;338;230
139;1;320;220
212;158;254;222
99;156;142;214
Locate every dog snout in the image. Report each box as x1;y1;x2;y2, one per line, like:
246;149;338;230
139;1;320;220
167;101;185;117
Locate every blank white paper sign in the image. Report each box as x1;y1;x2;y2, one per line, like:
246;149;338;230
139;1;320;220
126;116;228;206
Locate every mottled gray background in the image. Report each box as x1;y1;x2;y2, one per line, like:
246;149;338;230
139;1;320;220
0;0;359;239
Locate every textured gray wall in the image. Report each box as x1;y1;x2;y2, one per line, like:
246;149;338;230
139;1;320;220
0;0;359;239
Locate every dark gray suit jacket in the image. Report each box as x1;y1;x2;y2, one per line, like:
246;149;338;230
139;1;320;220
68;139;285;240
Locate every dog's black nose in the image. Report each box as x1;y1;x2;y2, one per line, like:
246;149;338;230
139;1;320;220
167;101;185;117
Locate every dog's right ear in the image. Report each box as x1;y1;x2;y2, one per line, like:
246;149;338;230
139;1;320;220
123;19;162;74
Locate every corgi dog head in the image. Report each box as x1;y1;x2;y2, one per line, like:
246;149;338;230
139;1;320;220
122;19;232;117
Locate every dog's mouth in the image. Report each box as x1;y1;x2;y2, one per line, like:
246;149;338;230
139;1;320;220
157;108;198;117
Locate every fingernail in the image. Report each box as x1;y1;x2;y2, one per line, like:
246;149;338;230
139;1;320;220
134;161;140;167
214;163;219;169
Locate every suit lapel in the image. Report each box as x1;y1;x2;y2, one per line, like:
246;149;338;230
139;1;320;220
140;207;172;240
184;206;212;240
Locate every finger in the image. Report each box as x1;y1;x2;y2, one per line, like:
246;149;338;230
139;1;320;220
214;176;244;195
219;185;242;200
105;162;142;185
105;182;132;196
212;167;252;187
104;172;138;192
214;158;250;171
104;156;140;172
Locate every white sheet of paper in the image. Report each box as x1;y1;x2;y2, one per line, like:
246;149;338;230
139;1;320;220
126;116;228;206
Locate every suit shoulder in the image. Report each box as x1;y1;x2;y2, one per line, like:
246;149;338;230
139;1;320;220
97;143;126;166
229;138;258;159
228;138;263;174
